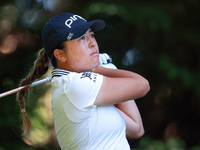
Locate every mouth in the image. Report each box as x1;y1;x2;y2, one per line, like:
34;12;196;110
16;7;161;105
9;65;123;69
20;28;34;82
91;51;99;56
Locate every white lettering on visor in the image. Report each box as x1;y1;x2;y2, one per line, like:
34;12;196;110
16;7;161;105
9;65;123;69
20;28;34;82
65;15;86;28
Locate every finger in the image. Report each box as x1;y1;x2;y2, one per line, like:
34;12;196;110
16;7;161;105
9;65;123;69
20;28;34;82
101;53;108;64
99;54;103;65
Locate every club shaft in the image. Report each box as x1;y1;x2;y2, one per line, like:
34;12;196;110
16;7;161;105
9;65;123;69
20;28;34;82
0;76;52;98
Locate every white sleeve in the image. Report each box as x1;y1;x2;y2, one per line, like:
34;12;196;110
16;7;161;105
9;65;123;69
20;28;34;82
66;72;103;111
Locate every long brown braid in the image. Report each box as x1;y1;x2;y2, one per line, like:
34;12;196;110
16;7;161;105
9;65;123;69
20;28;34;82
16;48;49;134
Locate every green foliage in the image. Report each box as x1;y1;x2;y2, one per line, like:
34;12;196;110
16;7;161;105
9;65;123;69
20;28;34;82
131;136;200;150
159;54;194;88
137;136;186;150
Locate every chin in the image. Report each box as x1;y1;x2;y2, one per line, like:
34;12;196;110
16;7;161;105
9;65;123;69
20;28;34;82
95;62;99;68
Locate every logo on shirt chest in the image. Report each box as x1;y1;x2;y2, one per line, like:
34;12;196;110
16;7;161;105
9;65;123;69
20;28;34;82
80;72;97;83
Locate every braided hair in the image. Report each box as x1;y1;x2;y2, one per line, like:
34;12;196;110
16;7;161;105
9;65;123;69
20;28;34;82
17;41;65;134
16;48;49;134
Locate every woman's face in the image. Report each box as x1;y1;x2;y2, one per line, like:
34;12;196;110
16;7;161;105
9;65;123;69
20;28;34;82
60;28;99;72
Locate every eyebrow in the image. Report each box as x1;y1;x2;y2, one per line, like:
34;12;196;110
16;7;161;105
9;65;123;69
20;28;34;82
89;28;94;32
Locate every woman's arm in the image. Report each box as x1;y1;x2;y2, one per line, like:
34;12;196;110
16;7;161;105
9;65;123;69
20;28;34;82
94;65;148;138
93;66;150;105
115;100;144;139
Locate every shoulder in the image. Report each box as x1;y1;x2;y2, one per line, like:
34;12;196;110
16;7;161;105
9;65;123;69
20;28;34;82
70;72;103;91
51;68;103;88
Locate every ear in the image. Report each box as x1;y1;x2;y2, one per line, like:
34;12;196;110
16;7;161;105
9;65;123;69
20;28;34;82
54;49;66;62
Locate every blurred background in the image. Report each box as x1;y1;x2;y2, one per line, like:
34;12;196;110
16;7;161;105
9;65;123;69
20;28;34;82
0;0;200;149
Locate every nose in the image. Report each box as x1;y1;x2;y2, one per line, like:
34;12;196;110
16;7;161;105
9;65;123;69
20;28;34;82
88;36;96;48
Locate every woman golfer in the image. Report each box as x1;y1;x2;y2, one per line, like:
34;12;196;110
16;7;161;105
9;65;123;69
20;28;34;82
17;12;150;150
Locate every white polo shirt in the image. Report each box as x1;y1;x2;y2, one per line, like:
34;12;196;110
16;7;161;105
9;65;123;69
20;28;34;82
51;68;130;150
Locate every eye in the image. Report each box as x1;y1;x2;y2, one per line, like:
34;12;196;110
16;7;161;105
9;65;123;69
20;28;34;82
79;36;85;40
90;33;95;38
